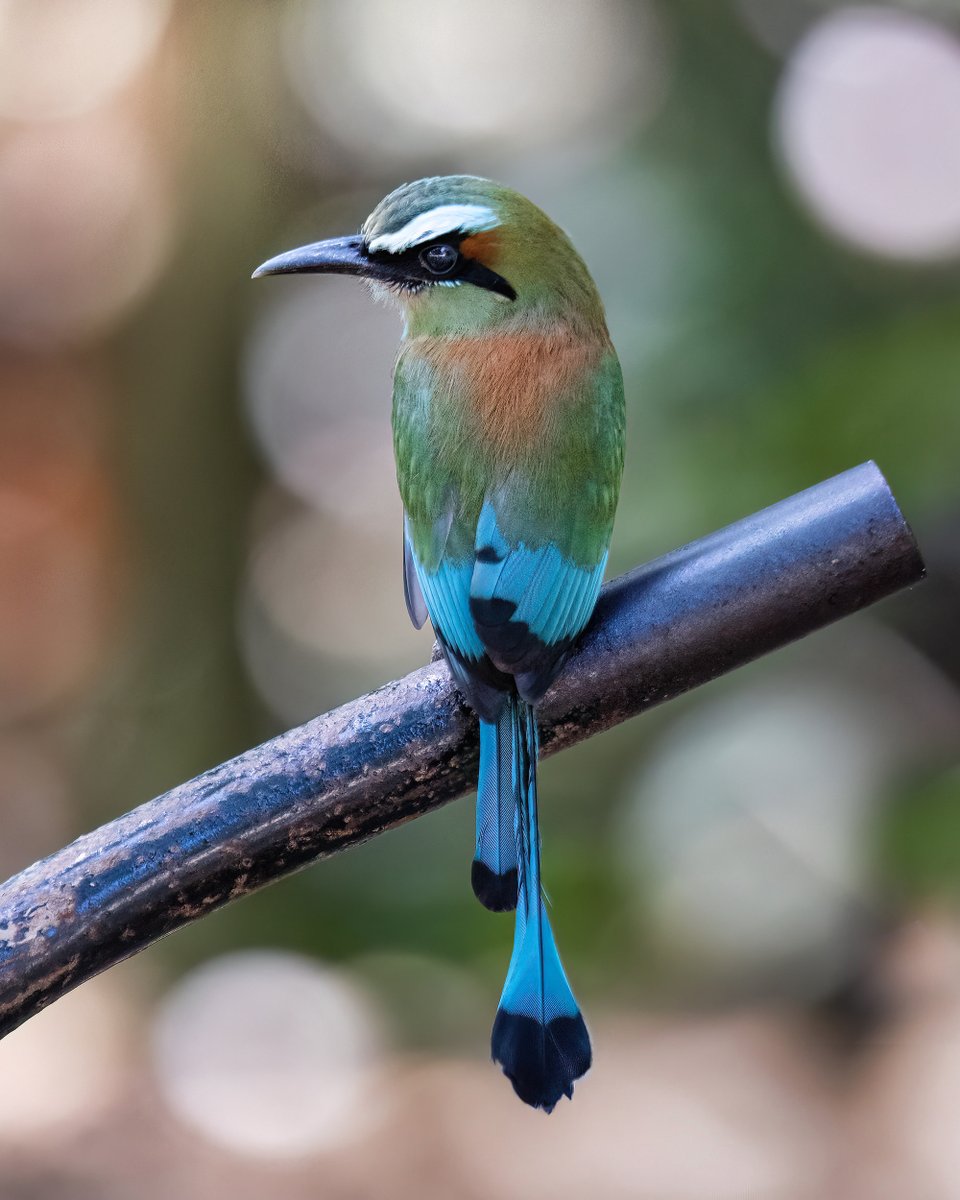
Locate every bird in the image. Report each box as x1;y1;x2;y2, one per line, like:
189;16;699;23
253;176;625;1112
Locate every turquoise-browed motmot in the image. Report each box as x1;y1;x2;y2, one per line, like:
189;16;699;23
254;176;625;1112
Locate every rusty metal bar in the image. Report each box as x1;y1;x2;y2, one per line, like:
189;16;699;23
0;461;924;1037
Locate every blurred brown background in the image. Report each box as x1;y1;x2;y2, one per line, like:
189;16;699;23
1;1;959;1197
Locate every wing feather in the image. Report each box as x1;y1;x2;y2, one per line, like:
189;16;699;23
402;516;429;630
469;501;606;700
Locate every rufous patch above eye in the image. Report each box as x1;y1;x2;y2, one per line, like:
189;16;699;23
459;230;501;266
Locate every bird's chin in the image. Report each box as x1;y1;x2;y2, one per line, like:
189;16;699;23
364;278;425;310
363;279;400;309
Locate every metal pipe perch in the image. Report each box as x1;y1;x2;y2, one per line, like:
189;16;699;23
0;461;925;1037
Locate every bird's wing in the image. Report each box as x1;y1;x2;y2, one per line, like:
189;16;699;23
469;498;607;703
404;490;486;662
402;514;429;629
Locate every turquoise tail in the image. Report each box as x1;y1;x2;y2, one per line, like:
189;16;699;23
472;707;519;912
490;700;591;1112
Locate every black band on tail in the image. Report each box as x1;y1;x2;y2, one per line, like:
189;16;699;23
491;1010;592;1113
471;861;518;912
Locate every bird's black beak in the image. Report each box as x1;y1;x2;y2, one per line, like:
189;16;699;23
251;234;412;286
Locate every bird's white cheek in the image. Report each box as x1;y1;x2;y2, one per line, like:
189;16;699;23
364;280;403;309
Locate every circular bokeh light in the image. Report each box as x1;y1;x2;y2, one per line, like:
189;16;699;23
0;0;172;122
240;492;432;724
281;0;667;163
0;114;175;345
775;7;960;261
618;680;890;994
244;279;400;529
151;951;387;1159
0;974;131;1140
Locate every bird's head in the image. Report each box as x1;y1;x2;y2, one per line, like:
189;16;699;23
253;175;607;337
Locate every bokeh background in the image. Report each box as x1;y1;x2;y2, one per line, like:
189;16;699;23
0;1;959;1196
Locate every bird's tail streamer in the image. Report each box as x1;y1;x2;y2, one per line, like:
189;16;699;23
490;698;591;1111
473;707;519;911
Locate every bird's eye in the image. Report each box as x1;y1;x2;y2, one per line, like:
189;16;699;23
419;243;459;275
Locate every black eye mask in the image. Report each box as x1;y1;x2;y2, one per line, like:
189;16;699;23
367;233;517;301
